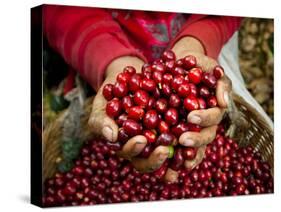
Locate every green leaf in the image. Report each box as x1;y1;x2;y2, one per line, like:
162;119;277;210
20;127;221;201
57;160;73;173
61;137;83;160
50;94;69;112
64;149;80;160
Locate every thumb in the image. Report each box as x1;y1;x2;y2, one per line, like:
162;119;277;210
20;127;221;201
88;94;119;142
195;54;218;73
216;75;232;108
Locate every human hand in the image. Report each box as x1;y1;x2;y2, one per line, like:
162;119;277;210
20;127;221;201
172;37;232;170
88;56;171;175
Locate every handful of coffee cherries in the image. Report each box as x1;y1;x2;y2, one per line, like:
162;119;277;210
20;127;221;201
102;50;224;171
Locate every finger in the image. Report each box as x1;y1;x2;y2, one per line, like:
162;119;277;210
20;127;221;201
89;111;119;142
88;94;119;142
131;146;169;173
184;145;206;169
216;75;232;108
117;135;147;159
195;54;218;73
187;107;226;127
179;125;217;147
164;168;179;183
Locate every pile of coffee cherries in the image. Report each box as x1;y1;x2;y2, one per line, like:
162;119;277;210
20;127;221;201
103;50;225;170
43;126;273;207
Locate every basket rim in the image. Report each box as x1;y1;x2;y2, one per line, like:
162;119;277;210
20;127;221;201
232;93;273;136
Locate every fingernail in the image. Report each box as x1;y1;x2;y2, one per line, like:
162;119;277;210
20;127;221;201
133;142;145;154
191;161;198;170
159;152;169;162
223;91;230;107
188;115;201;124
183;139;194;146
185;160;196;170
102;126;113;141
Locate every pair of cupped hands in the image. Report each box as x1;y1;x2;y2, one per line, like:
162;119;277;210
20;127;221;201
88;37;232;182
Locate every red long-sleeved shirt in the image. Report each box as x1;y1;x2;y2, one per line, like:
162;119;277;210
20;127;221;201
43;5;241;91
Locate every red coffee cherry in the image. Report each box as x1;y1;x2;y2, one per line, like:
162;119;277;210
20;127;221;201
184;96;199;111
117;72;131;84
155;98;168;114
143;110;160;129
123;119;142;137
182;147;197;160
141;78;157;92
133;90;149;108
177;83;190;98
106;98;122;118
165;108;179;126
169;94;181;108
183;55;197;70
162;50;176;61
207;96;218;108
127;106;145;121
113;82;128;98
202;72;217;88
129;74;142;92
102;84;114;101
123;66;136;75
213;65;224;79
143;130;157;144
188;68;203;84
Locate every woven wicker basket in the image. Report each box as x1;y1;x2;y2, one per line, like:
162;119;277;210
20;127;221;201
227;94;273;172
42;93;274;181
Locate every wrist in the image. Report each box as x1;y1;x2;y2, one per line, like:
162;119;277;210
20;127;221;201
171;36;205;59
